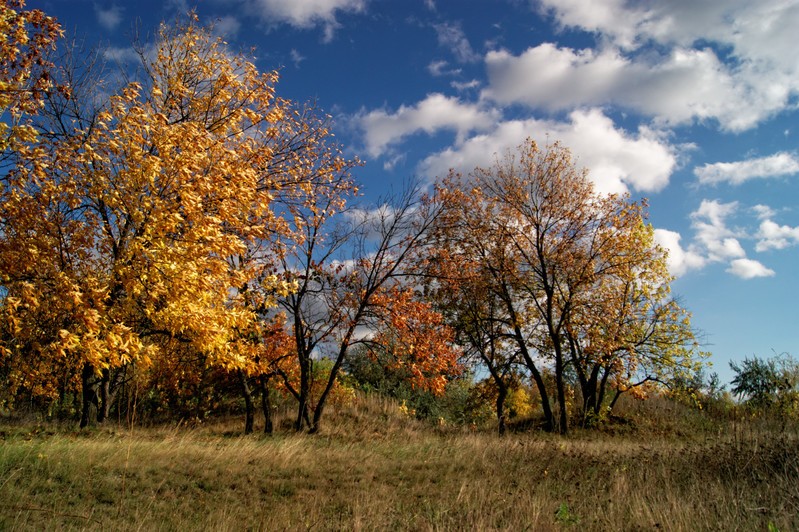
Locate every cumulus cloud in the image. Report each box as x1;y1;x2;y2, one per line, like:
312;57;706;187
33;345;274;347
690;200;746;263
694;152;799;185
248;0;367;41
418;108;677;194
656;200;790;279
482;44;628;109
94;4;123;31
529;0;799;130
727;258;775;279
752;205;777;220
653;228;706;277
356;93;500;158
755;219;799;252
482;43;772;131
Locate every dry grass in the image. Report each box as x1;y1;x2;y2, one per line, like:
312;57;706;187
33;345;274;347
1;396;797;531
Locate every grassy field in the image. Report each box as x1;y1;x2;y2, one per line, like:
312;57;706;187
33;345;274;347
1;397;797;531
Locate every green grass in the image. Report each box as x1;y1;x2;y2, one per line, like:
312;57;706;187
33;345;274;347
1;397;797;530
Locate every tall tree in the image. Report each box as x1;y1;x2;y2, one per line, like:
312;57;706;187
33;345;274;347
0;17;300;426
430;140;702;433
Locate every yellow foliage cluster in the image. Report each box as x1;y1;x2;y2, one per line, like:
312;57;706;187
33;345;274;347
0;10;354;410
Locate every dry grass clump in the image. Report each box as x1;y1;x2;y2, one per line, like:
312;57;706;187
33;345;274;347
1;395;797;530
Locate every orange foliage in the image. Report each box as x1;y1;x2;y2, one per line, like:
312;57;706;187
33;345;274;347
371;286;462;396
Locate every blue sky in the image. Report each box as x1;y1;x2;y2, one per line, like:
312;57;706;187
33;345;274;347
30;0;799;384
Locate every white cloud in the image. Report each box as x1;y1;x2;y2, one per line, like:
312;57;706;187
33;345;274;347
482;43;771;131
653;228;707;277
434;21;480;63
755;220;799;252
95;4;123;31
356;93;500;158
482;44;628;109
727;258;775;279
536;0;649;49
752;205;777;220
656;200;798;278
530;0;799;130
690;200;745;263
249;0;366;40
695;152;799;185
418;108;677;194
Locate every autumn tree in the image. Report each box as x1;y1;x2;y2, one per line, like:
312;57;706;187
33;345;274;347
562;218;702;425
423;213;525;434
429;140;702;433
272;183;455;433
0;0;67;412
0;17;299;426
366;284;461;397
428;172;558;431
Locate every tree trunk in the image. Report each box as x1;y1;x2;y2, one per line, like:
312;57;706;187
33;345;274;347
238;370;254;434
554;351;568;435
260;374;273;435
79;363;99;429
496;385;508;436
98;368;110;423
609;388;623;411
579;366;601;427
504;293;555;432
296;361;310;432
595;366;613;416
295;337;311;432
310;328;356;433
527;362;554;432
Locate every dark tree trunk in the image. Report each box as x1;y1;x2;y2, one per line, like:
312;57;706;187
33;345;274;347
80;363;99;429
98;368;110;423
531;366;555;432
296;363;310;432
295;334;311;432
554;351;568;435
260;374;273;435
238;370;254;434
579;366;601;427
505;295;555;432
595;366;613;416
496;385;508;436
609;389;623;410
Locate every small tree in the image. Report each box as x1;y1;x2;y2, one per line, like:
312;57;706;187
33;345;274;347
730;354;799;417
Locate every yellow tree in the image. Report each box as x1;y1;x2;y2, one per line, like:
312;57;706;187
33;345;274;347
561;204;703;425
0;0;68;411
0;17;298;426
